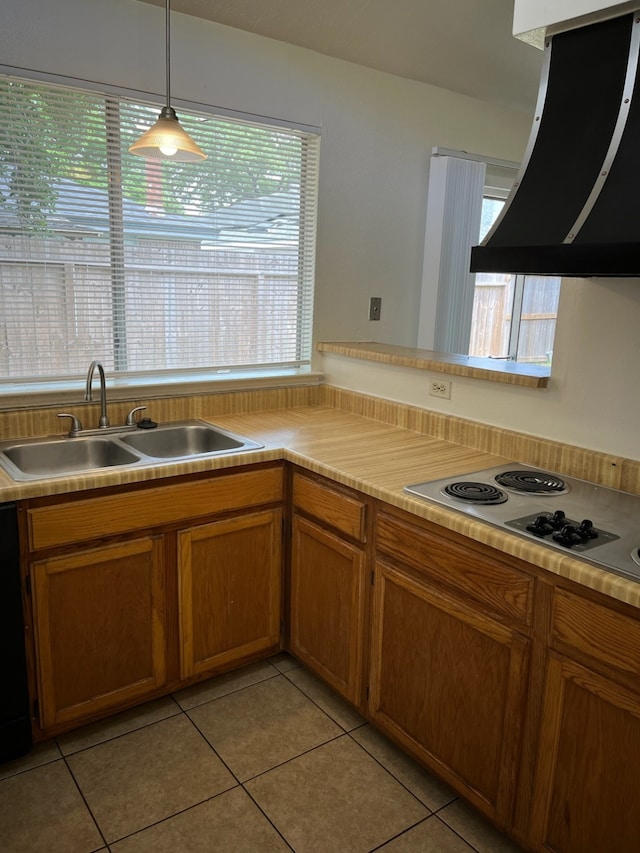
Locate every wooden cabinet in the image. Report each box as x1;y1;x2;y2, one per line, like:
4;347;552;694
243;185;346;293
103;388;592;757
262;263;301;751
289;472;368;706
24;465;284;735
178;509;282;678
370;508;534;827
20;451;640;853
529;589;640;853
25;467;283;551
31;536;166;731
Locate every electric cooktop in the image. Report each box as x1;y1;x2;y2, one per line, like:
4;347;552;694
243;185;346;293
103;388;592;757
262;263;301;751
405;463;640;582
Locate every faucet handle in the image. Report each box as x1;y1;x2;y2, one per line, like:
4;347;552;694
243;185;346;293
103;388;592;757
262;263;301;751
57;413;83;436
125;406;146;426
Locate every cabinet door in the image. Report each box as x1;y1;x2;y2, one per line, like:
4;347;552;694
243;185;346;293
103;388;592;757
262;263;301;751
290;515;367;705
178;509;282;678
369;560;530;826
529;654;640;853
32;536;166;731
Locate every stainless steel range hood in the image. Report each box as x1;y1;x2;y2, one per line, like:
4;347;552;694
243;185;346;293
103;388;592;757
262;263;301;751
471;10;640;277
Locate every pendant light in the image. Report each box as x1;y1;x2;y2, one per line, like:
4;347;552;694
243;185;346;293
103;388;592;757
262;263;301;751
129;0;206;162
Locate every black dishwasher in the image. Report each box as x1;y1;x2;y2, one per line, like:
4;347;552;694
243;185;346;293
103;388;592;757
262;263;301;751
0;502;32;762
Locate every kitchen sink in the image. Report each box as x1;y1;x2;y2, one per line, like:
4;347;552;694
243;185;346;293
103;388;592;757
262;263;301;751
0;437;141;480
119;422;255;458
0;420;263;482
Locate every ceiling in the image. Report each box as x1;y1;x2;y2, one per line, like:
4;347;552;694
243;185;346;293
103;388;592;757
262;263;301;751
137;0;544;112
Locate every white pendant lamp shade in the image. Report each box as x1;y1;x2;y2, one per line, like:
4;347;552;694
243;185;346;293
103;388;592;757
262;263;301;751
129;106;206;162
129;0;206;162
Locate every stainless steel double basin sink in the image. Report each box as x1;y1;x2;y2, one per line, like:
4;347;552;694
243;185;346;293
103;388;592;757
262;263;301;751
0;421;263;482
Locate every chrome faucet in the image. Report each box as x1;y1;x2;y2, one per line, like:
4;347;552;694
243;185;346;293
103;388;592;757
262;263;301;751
84;360;110;428
57;361;148;437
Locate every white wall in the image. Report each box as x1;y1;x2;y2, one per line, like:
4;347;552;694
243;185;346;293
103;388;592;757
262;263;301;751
3;0;636;461
0;0;530;349
320;276;640;460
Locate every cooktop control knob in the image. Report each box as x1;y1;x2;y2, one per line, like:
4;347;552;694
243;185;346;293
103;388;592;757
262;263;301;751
552;524;583;548
550;510;566;529
577;519;598;539
526;515;554;536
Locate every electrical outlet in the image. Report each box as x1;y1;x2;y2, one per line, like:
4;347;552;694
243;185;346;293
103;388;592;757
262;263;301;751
430;379;451;399
369;297;382;321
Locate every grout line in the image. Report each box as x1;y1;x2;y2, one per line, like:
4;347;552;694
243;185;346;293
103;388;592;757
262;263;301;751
61;753;110;851
366;813;437;852
101;785;241;848
0;745;62;782
343;730;431;813
180;708;301;850
236;729;349;785
171;663;283;712
54;700;184;758
247;663;456;829
280;669;360;732
279;663;370;734
64;708;240;848
344;726;451;814
430;812;483;853
48;658;289;762
180;709;244;784
13;659;519;853
431;801;457;816
366;812;481;853
182;664;355;787
240;785;297;852
268;652;304;675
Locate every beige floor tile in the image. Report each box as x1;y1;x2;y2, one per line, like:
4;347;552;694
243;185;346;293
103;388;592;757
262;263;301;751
439;800;527;853
110;787;289;852
351;724;456;811
286;665;366;731
67;715;235;843
173;659;279;711
0;759;103;853
269;651;302;672
377;815;475;851
0;738;61;781
246;735;428;853
188;674;341;781
57;696;181;755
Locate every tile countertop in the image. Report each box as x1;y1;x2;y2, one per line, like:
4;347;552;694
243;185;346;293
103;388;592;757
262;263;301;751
2;405;639;609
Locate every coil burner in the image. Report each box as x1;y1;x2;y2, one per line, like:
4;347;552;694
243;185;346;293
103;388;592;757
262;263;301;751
442;482;508;505
494;469;567;494
404;462;640;582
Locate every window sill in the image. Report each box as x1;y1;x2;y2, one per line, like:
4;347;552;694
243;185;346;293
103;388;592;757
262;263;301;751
316;342;550;388
0;367;324;412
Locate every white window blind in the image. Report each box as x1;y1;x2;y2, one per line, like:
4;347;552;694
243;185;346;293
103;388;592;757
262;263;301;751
0;75;320;384
417;154;486;354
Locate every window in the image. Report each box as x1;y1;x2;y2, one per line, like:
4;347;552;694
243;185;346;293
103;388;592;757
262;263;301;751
0;75;320;388
470;196;560;365
419;149;559;368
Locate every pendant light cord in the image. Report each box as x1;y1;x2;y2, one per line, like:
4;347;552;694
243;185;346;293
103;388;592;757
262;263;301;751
165;0;171;109
129;0;207;160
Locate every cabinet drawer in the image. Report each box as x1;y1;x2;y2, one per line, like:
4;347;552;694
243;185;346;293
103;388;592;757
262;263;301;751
376;510;533;624
552;588;640;678
293;473;366;542
28;465;283;550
